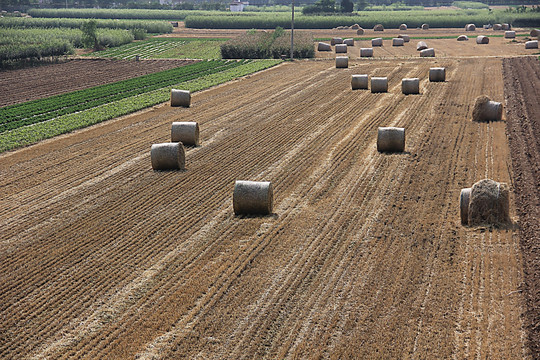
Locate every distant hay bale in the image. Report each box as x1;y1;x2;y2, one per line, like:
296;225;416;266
351;74;369;90
457;35;469;41
398;34;410;42
233;180;273;215
399;23;407;30
429;67;446;82
472;95;503;122
372;38;383;47
335;44;348;53
377;127;405;152
360;47;373;57
171;122;199;146
374;24;384;31
504;31;516;39
317;42;332;51
402;78;419;95
351;24;361;30
460;188;472;225
421;23;429;30
371;77;388;93
331;37;343;46
357;28;365;35
392;38;405;46
336;56;348;68
344;38;354;46
530;29;540;37
337;26;348;30
525;40;539;49
502;23;510;30
465;23;476;31
170;89;191;107
493;23;503;30
151;142;185;170
420;48;435;57
465;179;510;226
416;41;428;51
476;35;489;44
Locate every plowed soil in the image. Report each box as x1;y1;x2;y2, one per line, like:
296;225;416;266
0;59;195;107
502;56;540;360
0;57;529;358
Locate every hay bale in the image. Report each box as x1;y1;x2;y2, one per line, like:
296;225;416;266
476;35;489;44
416;41;428;51
398;34;410;42
335;44;348;53
525;40;539;49
472;95;503;122
504;31;516;39
372;38;383;47
465;23;476;31
420;48;435;57
460;188;472;225
171;122;199;146
392;38;405;46
374;24;384;31
344;38;354;46
457;35;469;41
371;77;388;93
530;29;540;37
170;89;191;107
502;23;510;30
351;23;361;30
317;42;332;51
402;78;419;95
351;74;369;90
357;28;365;35
331;37;343;46
336;56;348;68
493;23;502;30
421;23;429;30
377;127;405;152
466;179;510;226
151;142;185;170
360;47;373;57
399;23;407;30
429;67;446;82
233;180;273;215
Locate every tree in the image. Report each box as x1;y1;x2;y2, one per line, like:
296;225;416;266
81;20;98;50
356;0;368;10
341;0;353;12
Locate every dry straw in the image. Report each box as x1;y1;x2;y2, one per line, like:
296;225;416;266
170;89;191;107
233;180;273;215
465;24;476;31
504;31;516;39
372;38;383;47
392;38;405;46
399;23;407;30
151;142;185;170
317;42;332;51
371;77;388;93
476;35;489;44
331;37;343;45
171;122;199;146
525;40;539;49
420;48;435;57
335;44;348;53
416;41;428;50
472;95;503;122
336;56;348;68
360;47;373;57
351;74;369;90
402;78;420;95
429;67;446;82
377;127;405;152
344;38;354;46
461;179;510;226
374;24;384;31
398;34;410;42
457;35;469;41
422;23;429;30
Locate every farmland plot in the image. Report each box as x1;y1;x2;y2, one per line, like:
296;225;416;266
0;58;529;358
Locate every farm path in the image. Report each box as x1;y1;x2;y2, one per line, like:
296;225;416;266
0;58;527;359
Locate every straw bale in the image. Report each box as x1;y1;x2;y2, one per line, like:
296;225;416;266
372;38;383;47
476;35;489;44
493;23;502;30
344;38;355;46
335;44;348;53
504;31;516;39
335;56;348;68
151;142;185;170
465;24;476;31
502;23;510;30
420;48;435;57
331;37;343;46
399;23;407;30
402;78;420;95
429;67;446;82
398;34;410;42
392;38;404;46
460;188;472;225
457;35;469;41
170;89;191;107
467;179;510;226
421;23;429;30
371;77;388;93
233;180;273;215
530;29;539;37
374;24;384;31
416;41;428;50
171;122;199;146
351;24;361;30
377;127;405;152
317;42;332;51
525;40;539;49
357;28;365;35
472;95;503;122
351;74;369;90
360;47;373;57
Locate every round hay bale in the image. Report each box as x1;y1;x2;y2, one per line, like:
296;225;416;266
465;23;476;31
525;40;539;49
392;38;405;46
420;48;435;57
416;41;428;51
476;35;489;44
357;28;365;35
530;29;540;37
360;47;373;57
371;77;388;93
351;74;369;90
331;37;343;46
429;67;446;82
374;24;384;31
457;35;469;41
171;122;199;146
335;44;348;53
233;180;273;215
151;142;185;170
421;23;429;30
372;38;383;47
317;42;332;51
335;56;348;68
493;23;503;30
402;78;419;95
377;127;405;152
344;38;354;46
504;31;516;39
399;23;407;31
472;95;503;122
398;34;410;42
502;23;510;30
460;188;472;225
467;179;510;226
170;89;191;107
351;23;361;30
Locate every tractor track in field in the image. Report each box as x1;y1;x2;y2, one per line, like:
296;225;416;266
0;58;529;358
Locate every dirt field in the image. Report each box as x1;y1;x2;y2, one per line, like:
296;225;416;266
0;56;530;358
502;56;540;360
0;59;195;107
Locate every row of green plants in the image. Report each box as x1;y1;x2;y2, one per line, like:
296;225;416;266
0;59;281;152
27;8;218;20
0;60;243;133
0;17;173;33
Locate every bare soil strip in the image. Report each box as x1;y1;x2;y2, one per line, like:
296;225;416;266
0;58;528;358
502;56;540;360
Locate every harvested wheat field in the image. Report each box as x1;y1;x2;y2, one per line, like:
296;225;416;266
0;56;533;358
